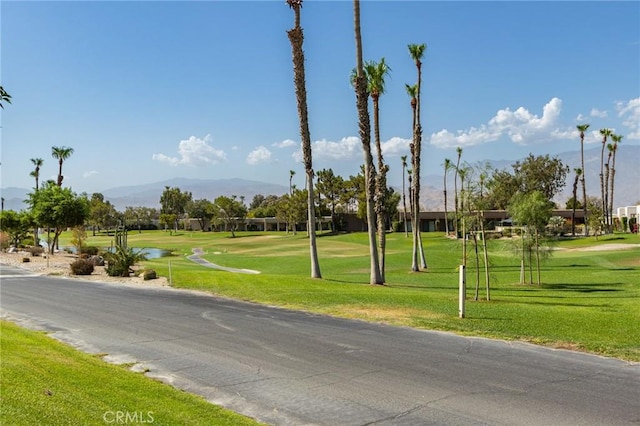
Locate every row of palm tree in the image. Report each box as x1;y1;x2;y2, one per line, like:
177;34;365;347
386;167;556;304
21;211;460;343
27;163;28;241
29;146;74;191
576;124;623;235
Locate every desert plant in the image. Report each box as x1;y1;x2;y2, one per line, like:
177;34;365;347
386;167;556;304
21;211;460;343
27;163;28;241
26;246;45;257
70;259;94;275
104;244;146;277
80;246;99;256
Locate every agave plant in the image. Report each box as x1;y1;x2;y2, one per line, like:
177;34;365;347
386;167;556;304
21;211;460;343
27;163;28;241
104;244;146;277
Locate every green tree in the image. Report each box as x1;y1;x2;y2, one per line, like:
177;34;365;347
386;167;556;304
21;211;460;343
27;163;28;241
159;186;192;231
509;191;552;285
0;210;31;246
287;0;321;278
353;0;382;284
88;193;119;235
51;146;74;187
0;86;11;108
316;169;344;232
28;182;89;254
586;196;605;239
576;124;590;235
249;195;280;218
512;153;569;201
211;195;247;238
187;199;214;231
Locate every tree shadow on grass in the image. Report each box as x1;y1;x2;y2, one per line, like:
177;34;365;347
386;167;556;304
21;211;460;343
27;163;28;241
541;282;624;293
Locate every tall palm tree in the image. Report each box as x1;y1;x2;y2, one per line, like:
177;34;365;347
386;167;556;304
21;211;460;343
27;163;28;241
604;142;613;232
408;43;427;270
405;83;419;271
286;0;321;278
289;169;296;195
353;0;382;285
401;155;409;237
443;158;452;236
364;58;391;281
598;128;612;230
454;146;463;238
609;134;623;231
571;168;582;236
576;124;590;235
0;86;11;109
51;146;74;187
30;158;44;191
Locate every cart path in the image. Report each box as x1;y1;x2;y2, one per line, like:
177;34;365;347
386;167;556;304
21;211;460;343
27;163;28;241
186;248;260;274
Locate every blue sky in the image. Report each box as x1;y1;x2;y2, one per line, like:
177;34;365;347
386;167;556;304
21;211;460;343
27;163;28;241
1;0;639;195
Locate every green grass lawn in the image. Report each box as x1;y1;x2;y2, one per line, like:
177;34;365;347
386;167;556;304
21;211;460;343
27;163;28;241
0;321;261;425
63;229;640;361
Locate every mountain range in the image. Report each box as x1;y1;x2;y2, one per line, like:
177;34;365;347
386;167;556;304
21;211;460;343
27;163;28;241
2;146;639;213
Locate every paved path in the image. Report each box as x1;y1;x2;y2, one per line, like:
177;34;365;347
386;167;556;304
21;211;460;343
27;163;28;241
1;265;639;425
186;248;260;274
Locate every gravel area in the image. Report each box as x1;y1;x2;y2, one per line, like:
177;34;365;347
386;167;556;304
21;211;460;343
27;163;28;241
0;251;169;287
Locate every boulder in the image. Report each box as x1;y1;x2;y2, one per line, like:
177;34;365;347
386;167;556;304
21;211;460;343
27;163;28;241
140;270;157;280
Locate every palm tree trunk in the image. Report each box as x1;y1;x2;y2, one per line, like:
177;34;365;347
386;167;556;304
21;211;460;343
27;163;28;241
443;171;449;235
402;165;408;237
599;141;607;231
571;173;579;236
373;96;387;282
288;6;321;278
480;213;490;300
354;0;382;285
580;137;588;236
609;152;618;232
535;229;541;286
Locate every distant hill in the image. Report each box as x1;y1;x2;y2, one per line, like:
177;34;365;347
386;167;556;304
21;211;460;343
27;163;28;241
102;178;289;211
3;147;638;212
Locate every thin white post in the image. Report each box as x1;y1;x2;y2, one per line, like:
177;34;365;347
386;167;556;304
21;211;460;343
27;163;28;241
168;260;173;286
459;265;466;318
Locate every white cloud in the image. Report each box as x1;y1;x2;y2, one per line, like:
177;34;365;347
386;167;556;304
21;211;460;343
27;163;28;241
293;136;361;162
83;170;98;178
381;137;411;156
430;97;563;148
616;97;640;139
246;146;273;165
292;136;411;163
272;139;297;148
576;113;587;122
152;135;226;166
590;108;608;118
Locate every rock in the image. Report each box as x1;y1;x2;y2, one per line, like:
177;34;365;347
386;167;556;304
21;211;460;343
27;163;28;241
140;269;157;280
21;257;30;263
89;255;105;266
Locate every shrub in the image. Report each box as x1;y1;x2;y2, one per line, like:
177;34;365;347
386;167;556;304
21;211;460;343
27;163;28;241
80;246;100;256
26;246;44;257
70;259;94;275
104;244;146;277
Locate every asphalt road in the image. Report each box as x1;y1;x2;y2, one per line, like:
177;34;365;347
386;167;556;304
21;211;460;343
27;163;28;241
1;264;639;425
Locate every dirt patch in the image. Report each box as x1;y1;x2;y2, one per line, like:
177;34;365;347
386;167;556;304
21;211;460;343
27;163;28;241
0;251;169;287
